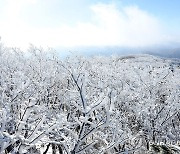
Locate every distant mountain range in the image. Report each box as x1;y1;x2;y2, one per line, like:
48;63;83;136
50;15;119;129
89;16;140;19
144;48;180;59
57;46;180;59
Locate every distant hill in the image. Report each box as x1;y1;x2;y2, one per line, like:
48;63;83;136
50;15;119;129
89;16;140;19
145;48;180;59
57;46;180;59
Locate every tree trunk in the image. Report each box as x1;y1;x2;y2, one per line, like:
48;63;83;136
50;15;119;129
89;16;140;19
43;143;51;154
58;145;63;154
52;143;56;154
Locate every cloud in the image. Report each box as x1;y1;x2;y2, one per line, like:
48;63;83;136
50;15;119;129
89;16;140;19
88;3;163;47
0;2;175;49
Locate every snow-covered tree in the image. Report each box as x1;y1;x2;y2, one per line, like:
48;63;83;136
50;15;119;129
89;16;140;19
0;44;179;154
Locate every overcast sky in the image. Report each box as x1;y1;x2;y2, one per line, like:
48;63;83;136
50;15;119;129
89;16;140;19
0;0;180;50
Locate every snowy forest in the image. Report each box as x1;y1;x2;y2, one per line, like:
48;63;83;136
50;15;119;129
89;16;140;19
0;44;180;154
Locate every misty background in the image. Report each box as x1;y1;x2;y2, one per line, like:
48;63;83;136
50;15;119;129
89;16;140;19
57;45;180;59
